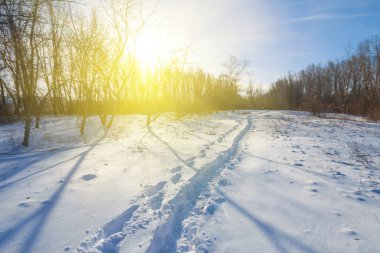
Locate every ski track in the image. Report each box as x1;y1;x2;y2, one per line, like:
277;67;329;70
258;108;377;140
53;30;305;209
145;115;253;253
75;114;254;253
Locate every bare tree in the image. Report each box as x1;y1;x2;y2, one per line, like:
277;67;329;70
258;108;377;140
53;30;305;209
0;0;46;145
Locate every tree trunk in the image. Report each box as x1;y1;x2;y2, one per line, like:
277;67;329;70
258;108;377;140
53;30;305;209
146;114;151;126
35;114;40;128
80;115;86;135
106;114;115;129
0;81;6;106
22;107;32;146
80;103;88;135
99;114;107;127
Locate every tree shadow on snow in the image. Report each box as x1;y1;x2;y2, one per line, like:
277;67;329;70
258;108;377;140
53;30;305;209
0;130;109;253
216;189;319;253
0;141;105;189
0;149;89;190
147;126;197;171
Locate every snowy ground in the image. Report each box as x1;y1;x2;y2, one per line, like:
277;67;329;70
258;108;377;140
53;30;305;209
0;111;379;253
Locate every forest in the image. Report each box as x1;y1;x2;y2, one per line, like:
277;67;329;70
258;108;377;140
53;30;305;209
262;35;380;119
0;0;379;147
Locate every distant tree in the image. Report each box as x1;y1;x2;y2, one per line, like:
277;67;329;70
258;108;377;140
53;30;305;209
266;34;380;119
221;56;248;110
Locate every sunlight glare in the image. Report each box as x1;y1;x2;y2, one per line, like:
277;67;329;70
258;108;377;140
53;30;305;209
133;31;166;73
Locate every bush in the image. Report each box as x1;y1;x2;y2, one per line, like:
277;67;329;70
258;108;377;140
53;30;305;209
0;104;14;123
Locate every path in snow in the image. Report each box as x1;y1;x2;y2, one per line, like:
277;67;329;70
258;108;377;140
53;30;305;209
75;113;256;253
145;116;253;253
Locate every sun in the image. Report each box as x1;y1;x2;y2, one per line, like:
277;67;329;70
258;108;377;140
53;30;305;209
133;30;166;73
129;25;189;75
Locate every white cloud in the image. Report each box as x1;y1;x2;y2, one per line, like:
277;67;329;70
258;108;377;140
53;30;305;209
282;13;376;24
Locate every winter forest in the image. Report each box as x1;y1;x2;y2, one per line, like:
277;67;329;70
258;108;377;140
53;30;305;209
0;1;380;253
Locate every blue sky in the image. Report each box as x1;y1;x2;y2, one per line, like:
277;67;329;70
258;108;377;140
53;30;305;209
145;0;380;87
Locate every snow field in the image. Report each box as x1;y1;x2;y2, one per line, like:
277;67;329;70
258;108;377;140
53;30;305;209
196;111;380;253
0;112;248;253
0;111;379;253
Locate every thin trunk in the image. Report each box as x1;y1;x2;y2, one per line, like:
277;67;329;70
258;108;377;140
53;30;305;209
80;103;88;135
99;114;107;127
22;106;32;146
106;115;115;129
146;114;151;126
0;81;6;105
35;113;40;128
80;115;86;135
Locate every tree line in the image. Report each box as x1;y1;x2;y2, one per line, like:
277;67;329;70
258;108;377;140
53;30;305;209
262;35;380;119
0;0;248;146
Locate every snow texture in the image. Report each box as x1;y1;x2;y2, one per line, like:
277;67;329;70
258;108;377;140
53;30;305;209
0;111;379;253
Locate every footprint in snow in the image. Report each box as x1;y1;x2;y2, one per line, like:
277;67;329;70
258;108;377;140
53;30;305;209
203;199;218;215
331;171;345;177
340;228;358;238
18;202;31;208
343;193;366;202
264;169;279;174
185;157;196;167
307;180;320;186
170;165;183;173
101;204;139;238
356;197;365;202
145;181;167;197
171;172;182;184
149;191;165;210
218;178;230;186
82;174;97;181
304;186;318;193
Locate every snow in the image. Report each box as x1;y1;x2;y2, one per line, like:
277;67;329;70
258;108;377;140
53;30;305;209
0;111;379;253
